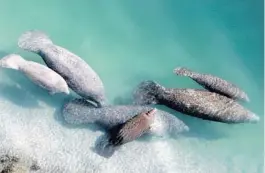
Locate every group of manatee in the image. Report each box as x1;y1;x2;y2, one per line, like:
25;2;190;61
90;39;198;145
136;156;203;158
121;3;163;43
0;30;260;160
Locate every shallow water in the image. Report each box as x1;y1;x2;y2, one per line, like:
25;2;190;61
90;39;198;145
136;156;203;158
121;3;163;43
0;0;263;173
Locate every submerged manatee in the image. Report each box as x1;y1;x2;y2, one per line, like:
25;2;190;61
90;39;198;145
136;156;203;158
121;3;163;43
62;99;189;138
18;30;106;107
0;54;69;95
174;67;249;102
133;80;259;124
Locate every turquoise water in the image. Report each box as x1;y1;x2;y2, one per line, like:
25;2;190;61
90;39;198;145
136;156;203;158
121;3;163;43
0;0;263;172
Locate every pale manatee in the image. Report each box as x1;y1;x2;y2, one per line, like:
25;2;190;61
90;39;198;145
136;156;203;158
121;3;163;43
0;54;69;95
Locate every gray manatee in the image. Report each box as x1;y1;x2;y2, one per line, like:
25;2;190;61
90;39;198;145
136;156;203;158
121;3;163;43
0;54;69;95
174;67;249;102
18;30;106;107
62;98;189;138
133;80;259;124
62;99;189;158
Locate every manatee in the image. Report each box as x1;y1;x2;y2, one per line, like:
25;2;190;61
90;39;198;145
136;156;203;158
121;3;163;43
62;98;189;138
18;30;106;107
174;67;249;102
133;80;259;124
0;54;69;95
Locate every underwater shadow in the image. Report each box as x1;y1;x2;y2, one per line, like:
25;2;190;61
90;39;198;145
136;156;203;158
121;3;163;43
0;82;40;108
91;133;117;159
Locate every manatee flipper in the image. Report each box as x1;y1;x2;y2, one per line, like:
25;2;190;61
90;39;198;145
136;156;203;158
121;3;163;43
18;30;53;53
133;80;164;105
0;54;27;70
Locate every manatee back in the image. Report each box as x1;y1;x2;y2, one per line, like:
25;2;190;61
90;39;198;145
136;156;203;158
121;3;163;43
168;88;257;123
98;106;151;128
39;45;105;101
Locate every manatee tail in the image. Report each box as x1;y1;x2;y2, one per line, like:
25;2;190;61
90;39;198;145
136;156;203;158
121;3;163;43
0;54;27;70
133;80;164;105
18;30;53;53
173;67;194;77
